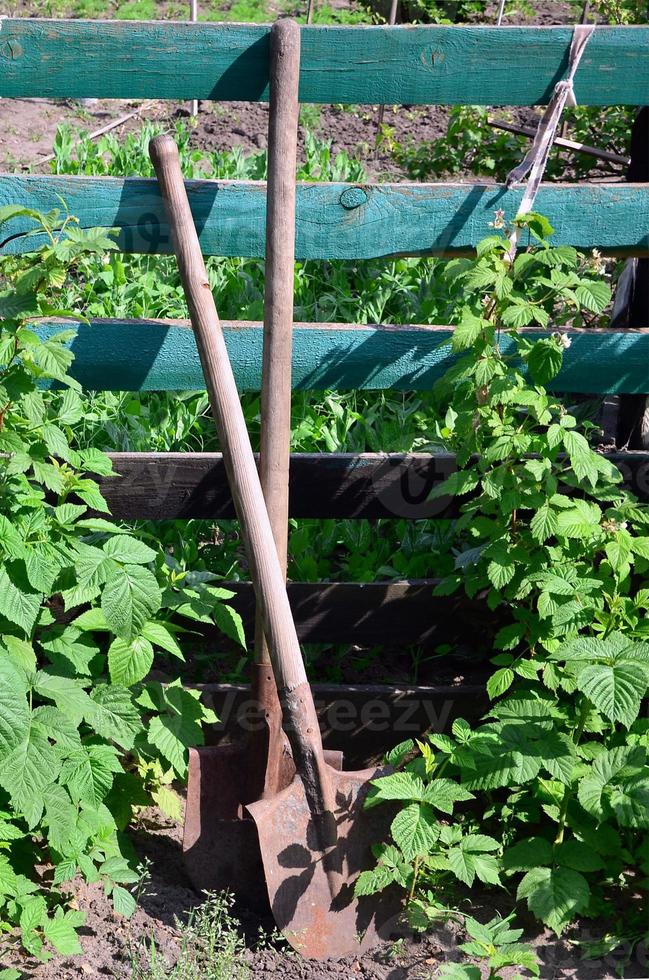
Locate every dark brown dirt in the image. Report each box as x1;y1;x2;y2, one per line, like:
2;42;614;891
3;803;648;979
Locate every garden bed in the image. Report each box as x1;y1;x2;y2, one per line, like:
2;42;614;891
4;803;646;980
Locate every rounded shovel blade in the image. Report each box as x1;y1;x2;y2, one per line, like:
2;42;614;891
246;764;402;960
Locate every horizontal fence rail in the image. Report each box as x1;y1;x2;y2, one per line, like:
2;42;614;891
190;579;496;646
100;451;649;520
0;22;648;105
197;681;491;760
3;178;649;259
31;319;649;393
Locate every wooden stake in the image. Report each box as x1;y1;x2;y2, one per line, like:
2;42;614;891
35;100;157;168
488;117;629;167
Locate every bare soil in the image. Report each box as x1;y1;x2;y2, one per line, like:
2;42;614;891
3;804;647;980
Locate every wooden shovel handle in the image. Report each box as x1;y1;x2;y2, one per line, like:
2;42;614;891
149;130;335;828
255;18;301;666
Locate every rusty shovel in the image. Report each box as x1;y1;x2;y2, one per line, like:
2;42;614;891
180;20;340;905
149;132;400;961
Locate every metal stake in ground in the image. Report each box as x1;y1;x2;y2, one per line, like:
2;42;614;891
149;127;401;961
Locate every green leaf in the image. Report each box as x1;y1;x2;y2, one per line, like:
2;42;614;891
101;564;162;642
421;777;474;814
446;835;501;887
211;601;246;648
429;470;479;501
0;724;62;828
527;339;563;385
487;668;514;700
87;685;144;750
108;635;154;687
146;687;209;778
43;911;84;956
112;885;137;918
366;771;426;807
517;866;589;935
452;310;486;352
0;562;42;634
503;836;553;871
0;854;19;896
530;504;558;543
562;430;599;489
141;621;184;659
33;673;94;727
487;559;515;590
554;840;604;872
32;705;82;752
0;659;30;757
390;802;440;861
556;499;601;538
574;280;610;314
577;662;647;728
60;745;122;808
102;536;157;566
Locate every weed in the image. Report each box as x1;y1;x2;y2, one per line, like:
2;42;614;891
128;892;251;980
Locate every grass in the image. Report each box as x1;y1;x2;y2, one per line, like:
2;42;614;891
25;0;374;24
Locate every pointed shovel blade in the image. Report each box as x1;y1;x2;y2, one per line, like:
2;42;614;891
246;764;402;960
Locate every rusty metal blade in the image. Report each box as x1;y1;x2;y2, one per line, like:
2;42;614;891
246;764;402;959
183;744;343;901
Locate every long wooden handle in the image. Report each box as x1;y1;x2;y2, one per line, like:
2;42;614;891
149;130;335;831
255;18;300;667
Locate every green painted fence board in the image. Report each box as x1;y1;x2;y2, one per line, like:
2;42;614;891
30;319;649;394
0;21;648;105
2;177;648;259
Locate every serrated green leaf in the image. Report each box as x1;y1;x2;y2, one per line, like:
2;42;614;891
577;662;646;728
574;280;610;314
422;778;474;814
390;802;440;861
87;685;144;750
527;339;563;385
101;564;161;642
366;770;426;808
517;866;589;935
487;668;514;700
0;562;42;634
140;621;184;659
43;912;83;955
503;836;553;871
530;504;558;543
0;723;62;828
60;744;122;808
102;536;157;566
108;635;154;687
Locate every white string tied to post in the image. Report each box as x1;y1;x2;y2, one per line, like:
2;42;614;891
506;23;596;259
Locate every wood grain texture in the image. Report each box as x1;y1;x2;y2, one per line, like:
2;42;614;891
193;579;495;646
98;450;649;520
197;681;490;763
149;134;310;702
0;21;648;105
30;318;649;394
255;19;301;679
2;177;649;259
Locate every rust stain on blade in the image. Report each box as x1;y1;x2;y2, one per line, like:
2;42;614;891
247;764;403;960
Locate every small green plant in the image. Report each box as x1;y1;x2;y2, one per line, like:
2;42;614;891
433;912;539;980
0;206;244;960
356;214;649;952
128;892;253;980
